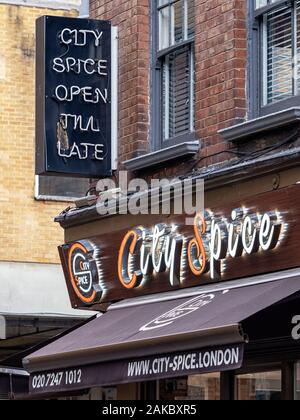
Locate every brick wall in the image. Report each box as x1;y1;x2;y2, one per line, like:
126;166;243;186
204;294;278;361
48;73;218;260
90;0;247;172
0;4;77;264
90;0;150;165
195;0;247;166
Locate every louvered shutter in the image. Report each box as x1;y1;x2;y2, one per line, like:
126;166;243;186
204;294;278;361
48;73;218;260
266;5;293;104
158;0;195;142
163;46;192;140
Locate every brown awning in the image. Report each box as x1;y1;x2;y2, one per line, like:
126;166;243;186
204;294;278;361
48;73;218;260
23;275;300;396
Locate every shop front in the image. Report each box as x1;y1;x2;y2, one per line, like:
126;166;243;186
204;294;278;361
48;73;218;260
19;179;300;400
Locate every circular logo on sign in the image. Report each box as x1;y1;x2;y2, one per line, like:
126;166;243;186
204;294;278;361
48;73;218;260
68;241;100;305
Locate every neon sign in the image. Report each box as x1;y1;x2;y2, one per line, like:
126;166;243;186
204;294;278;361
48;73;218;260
118;209;282;288
59;186;293;309
36;16;115;178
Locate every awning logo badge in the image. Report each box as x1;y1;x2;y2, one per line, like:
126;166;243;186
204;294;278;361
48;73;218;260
140;294;216;331
68;241;102;305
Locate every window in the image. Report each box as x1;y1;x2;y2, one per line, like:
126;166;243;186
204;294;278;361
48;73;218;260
235;370;282;400
252;0;300;116
159;374;220;400
35;176;90;202
152;0;195;149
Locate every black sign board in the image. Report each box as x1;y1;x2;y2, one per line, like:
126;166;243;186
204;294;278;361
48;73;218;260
36;16;113;178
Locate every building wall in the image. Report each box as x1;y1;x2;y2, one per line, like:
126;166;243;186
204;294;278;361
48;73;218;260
194;0;247;165
89;0;247;171
0;3;79;265
0;0;81;9
90;0;150;164
0;261;83;314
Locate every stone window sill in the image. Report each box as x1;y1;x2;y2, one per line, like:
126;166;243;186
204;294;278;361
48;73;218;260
219;108;300;142
123;141;200;171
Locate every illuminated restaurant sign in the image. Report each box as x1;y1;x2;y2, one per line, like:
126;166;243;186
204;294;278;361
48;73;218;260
117;209;282;290
35;16;117;178
57;184;300;310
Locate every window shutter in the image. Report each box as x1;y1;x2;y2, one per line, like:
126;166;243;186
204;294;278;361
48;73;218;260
266;5;293;104
163;46;191;140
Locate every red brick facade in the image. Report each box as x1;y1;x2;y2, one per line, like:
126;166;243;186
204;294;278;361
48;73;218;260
90;0;150;164
90;0;247;172
195;0;247;166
